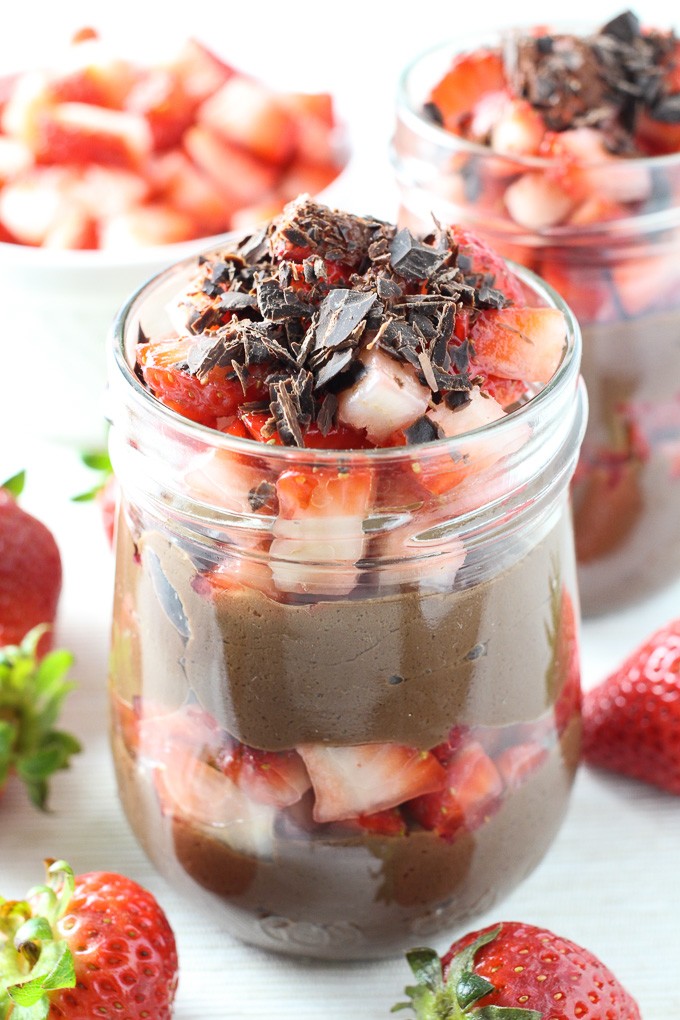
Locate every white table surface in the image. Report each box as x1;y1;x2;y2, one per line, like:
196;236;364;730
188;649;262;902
2;1;680;1016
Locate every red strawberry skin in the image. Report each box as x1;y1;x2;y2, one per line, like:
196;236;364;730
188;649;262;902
0;489;62;651
50;871;178;1020
583;619;680;794
441;921;640;1020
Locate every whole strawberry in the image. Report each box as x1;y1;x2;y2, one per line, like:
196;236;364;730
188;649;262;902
582;618;680;794
0;627;80;809
0;859;178;1020
394;921;639;1019
0;473;62;653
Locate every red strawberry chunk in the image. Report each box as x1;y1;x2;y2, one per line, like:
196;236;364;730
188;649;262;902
198;76;296;167
449;225;526;307
138;338;266;426
276;464;372;519
33;102;152;168
408;741;503;839
216;742;311;808
239;408;371;449
297;742;446;823
124;69;196;151
346;807;407;836
428;49;506;134
494;741;548;790
469;306;566;384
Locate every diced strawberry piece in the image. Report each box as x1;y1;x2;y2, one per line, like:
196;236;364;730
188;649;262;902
138;702;223;764
635;110;680;156
0;168;72;245
277;159;342;203
148;150;232;235
154;747;277;856
419;388;507;496
494;741;548;790
43;205;97;249
297;742;446;823
427;386;506;438
47;35;139;107
346;807;407;836
1;70;54;147
542;128;651;204
66;164;150;217
408;741;503;839
278;92;339;166
469;306;567;383
184;124;279;206
198;76;296;167
428;49;506;134
279;92;335;129
336;348;430;442
449;225;526;307
33;102;152;168
612;252;680;317
271;463;373;594
124;69;196;151
0;136;33;184
479;374;527;408
239;408;371;449
216;742;311;808
168;38;234;106
466;88;512;143
504;171;575;230
538;257;619;325
138;337;265;424
490;98;546;156
567;195;629;226
99;202;197;248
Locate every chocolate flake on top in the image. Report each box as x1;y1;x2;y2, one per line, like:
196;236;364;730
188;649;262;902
156;197;518;446
510;11;678;148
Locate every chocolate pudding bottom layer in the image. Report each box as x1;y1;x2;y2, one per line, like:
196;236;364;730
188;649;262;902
110;509;580;959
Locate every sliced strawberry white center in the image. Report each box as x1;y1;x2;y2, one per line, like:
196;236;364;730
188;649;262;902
336;348;430;442
297;742;446;823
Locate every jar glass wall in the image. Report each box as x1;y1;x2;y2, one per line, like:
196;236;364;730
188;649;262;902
392;32;680;616
108;251;586;960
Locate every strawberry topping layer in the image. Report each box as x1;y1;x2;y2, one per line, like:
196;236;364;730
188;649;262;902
137;197;566;445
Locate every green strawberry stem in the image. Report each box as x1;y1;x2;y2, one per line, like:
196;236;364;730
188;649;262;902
0;629;81;810
72;447;112;503
1;473;26;500
0;861;76;1020
393;928;541;1020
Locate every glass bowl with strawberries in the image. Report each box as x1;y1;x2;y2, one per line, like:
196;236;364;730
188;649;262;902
107;198;586;960
392;12;680;616
0;28;348;445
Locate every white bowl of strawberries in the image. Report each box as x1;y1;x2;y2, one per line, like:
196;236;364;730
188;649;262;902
0;29;348;446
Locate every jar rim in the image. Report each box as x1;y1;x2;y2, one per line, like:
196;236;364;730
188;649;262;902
109;234;582;466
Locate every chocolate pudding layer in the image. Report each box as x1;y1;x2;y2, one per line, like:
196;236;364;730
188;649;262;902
113;506;576;750
110;503;581;958
574;305;680;615
113;719;580;960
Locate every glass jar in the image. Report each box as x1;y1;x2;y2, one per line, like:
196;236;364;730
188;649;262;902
392;32;680;617
108;251;586;960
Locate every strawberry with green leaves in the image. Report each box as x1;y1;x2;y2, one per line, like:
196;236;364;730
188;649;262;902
0;628;80;809
394;920;640;1019
0;859;178;1020
583;618;680;794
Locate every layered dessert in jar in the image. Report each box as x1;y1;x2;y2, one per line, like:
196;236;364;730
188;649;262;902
393;11;680;615
108;197;585;958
